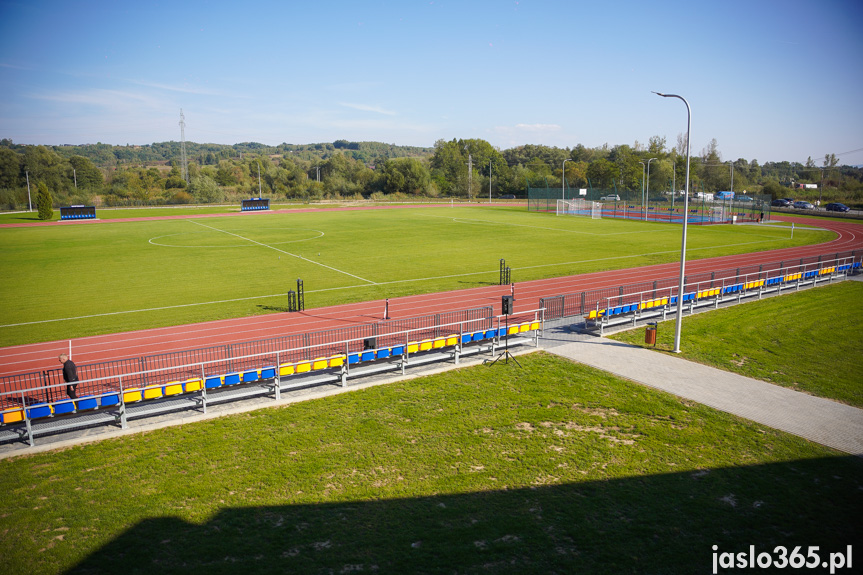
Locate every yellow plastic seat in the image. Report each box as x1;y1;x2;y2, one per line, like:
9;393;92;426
296;361;311;373
184;378;203;393
143;386;163;400
432;337;446;349
123;389;143;403
329;355;345;368
407;342;419;353
1;408;24;424
279;363;295;376
445;335;458;346
163;382;183;396
312;357;328;370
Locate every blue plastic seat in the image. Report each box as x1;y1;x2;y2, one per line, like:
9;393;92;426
27;404;52;419
100;393;120;407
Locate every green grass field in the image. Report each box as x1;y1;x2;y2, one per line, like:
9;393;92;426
0;205;834;346
609;281;863;408
1;352;859;575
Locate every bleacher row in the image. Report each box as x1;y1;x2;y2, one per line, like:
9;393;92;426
0;318;542;446
585;262;859;327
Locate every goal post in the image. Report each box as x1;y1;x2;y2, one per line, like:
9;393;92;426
557;199;602;219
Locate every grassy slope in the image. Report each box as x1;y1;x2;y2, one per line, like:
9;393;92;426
609;281;863;407
0;353;859;574
0;206;835;345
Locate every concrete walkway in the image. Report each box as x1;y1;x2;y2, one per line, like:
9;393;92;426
539;322;863;455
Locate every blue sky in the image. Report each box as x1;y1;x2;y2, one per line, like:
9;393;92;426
1;0;861;165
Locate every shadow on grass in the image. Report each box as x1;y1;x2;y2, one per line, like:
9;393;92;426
256;304;292;313
65;456;862;575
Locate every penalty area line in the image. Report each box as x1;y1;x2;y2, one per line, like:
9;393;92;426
187;219;376;284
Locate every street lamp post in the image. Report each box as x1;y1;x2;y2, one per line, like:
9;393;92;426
25;170;32;212
465;145;472;201
646;157;657;221
638;161;646;219
562;158;572;200
653;91;692;354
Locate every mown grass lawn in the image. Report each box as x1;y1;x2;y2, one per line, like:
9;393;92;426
1;352;859;574
609;281;863;408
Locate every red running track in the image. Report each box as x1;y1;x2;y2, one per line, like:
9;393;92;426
1;214;861;377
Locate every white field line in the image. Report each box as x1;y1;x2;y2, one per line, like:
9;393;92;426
0;235;797;329
187;219;376;284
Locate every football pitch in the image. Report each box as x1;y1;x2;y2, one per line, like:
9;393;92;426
0;205;833;346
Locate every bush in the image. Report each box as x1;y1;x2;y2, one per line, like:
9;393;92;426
188;175;223;204
170;190;194;204
36;182;53;220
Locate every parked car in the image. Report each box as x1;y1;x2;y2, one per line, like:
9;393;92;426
736;195;753;202
600;194;620;201
793;201;815;210
825;202;850;212
771;199;792;207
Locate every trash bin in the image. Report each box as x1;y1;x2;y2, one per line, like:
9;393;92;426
644;322;657;346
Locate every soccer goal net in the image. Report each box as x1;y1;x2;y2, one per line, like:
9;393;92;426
557;199;602;219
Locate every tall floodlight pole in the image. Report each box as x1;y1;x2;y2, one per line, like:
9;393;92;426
653;91;691;354
672;161;676;210
465;145;472;200
179;109;189;184
562;158;572;199
646;157;657;220
257;161;263;196
638;161;646;219
730;161;734;193
489;159;493;203
819;167;824;205
26;170;32;211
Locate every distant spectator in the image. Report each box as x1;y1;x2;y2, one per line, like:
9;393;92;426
59;354;79;399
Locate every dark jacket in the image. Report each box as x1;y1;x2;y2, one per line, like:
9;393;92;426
62;359;78;383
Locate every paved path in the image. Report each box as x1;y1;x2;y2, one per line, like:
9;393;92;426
539;322;863;455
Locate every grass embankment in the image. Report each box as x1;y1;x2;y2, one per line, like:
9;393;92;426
0;206;835;346
609;281;863;407
1;353;860;574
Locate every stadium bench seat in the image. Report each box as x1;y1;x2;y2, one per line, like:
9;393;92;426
184;378;204;392
52;400;76;416
205;376;223;389
163;381;184;396
100;393;120;407
27;404;53;419
1;408;25;424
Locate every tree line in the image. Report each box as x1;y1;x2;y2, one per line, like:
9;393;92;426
0;137;860;212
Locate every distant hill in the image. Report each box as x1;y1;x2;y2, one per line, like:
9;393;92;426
47;140;435;168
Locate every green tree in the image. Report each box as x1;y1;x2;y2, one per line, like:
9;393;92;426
0;148;21;189
188;175;223;203
36;181;53;220
381;158;431;195
68;155;103;188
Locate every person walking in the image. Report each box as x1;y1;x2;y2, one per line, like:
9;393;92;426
59;353;79;399
384;298;390;320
